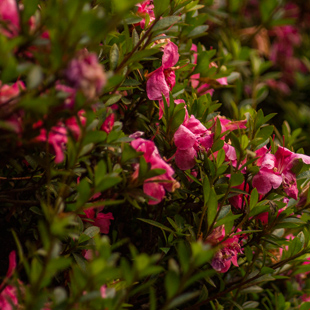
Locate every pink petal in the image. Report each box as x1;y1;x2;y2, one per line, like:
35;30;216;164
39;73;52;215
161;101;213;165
6;251;16;279
162;42;179;69
174;125;196;150
146;67;170;101
143;181;165;205
175;147;197;170
185;115;207;135
252;169;282;195
95;212;114;234
260;153;276;170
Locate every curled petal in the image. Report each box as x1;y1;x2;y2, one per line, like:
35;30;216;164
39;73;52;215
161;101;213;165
143;180;165;205
175;147;197;170
146;67;170;101
174;125;196;150
185;115;207;135
260;153;276;170
252;169;282;195
162;42;179;69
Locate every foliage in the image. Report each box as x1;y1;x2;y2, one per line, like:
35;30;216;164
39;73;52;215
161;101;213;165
1;0;310;309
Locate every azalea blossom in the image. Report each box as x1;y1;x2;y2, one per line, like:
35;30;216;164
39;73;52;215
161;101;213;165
0;251;19;310
207;226;243;273
65;111;86;140
82;208;114;234
252;146;310;199
216;115;247;133
34;122;68;163
131;137;179;205
66;49;106;100
174;114;213;170
136;0;155;29
146;42;179;101
101;112;115;134
0;0;19;37
0;81;25;133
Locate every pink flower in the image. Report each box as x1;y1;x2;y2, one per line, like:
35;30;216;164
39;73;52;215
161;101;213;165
82;208;114;234
65;111;86;140
66;49;106;100
146;42;179;101
0;286;18;310
252;146;310;199
0;81;25;104
216;116;247;133
0;81;25;133
131;138;179;205
207;227;243;273
0;0;19;37
34;122;68;163
136;0;155;29
0;251;18;310
174;115;213;170
190;44;228;96
101;113;115;134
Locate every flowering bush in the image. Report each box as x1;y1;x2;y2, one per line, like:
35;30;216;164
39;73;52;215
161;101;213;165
1;0;310;309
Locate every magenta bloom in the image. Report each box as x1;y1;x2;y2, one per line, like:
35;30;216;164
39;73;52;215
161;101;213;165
66;49;106;100
136;0;155;29
101;113;115;134
131;138;179;205
174;115;213;170
0;0;19;37
252;146;310;199
216;116;247;133
82;208;114;234
0;251;18;310
34;122;68;163
0;81;25;133
146;42;179;101
207;226;243;273
65;111;86;140
0;286;18;310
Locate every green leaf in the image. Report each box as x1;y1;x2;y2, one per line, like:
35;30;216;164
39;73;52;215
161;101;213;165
215;214;242;227
165;271;179;299
192;50;216;76
203;176;211;205
96;175;122;193
121;143;140;163
230;173;244;187
27;65;43;89
129;48;161;64
76;178;91;209
167;292;200;309
260;0;277;23
138;218;175;234
95;161;107;187
153;0;170;17
188;25;209;38
84;226;100;239
250;188;258;210
110;44;120;71
23;0;39;20
207;188;218;228
153;16;181;31
216;149;225;167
